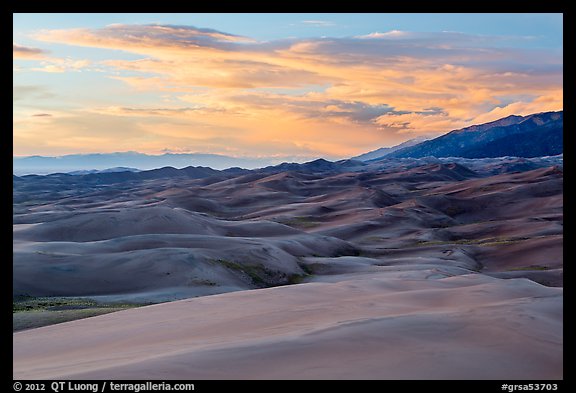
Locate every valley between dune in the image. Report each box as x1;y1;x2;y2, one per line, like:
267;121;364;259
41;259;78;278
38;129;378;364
13;158;563;379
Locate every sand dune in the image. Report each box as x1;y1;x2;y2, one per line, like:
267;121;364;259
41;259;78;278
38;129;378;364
13;164;562;301
14;206;306;242
13;162;563;379
13;272;562;380
14;231;354;300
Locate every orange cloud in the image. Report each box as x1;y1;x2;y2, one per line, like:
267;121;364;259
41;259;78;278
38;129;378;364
20;25;563;158
470;90;563;125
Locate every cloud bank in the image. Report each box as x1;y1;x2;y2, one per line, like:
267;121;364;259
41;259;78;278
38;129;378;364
14;23;563;158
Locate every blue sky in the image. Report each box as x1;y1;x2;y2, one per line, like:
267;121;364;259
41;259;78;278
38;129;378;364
13;13;563;158
14;13;563;42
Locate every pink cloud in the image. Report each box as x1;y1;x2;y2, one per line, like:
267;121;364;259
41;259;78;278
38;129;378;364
13;43;49;59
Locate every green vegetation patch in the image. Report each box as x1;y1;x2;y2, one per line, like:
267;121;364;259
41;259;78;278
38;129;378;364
13;295;147;332
212;259;311;287
416;237;529;247
286;274;308;285
297;262;328;275
480;238;529;246
212;259;274;286
187;278;218;286
280;216;321;229
507;265;552;271
298;262;315;275
14;295;96;313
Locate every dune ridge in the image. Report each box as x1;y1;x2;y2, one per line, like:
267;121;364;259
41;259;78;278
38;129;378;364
13;160;563;379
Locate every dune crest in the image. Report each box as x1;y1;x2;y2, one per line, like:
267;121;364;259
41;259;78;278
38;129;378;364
13;160;563;379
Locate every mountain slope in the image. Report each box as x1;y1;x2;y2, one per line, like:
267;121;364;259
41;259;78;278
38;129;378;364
386;111;563;159
353;137;430;161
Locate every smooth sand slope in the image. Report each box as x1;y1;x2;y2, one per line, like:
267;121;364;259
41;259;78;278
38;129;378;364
13;270;562;380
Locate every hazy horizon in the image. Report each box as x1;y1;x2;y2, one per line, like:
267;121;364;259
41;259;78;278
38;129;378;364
12;150;319;175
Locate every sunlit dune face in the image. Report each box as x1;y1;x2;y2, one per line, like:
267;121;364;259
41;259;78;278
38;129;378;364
13;21;562;157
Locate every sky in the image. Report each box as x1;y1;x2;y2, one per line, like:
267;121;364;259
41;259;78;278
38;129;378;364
13;13;563;160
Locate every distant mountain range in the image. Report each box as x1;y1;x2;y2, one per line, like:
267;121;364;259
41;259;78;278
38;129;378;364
381;111;563;160
13;111;562;177
13;153;563;192
13;159;349;187
13;165;250;186
67;167;141;175
355;111;562;162
12;152;311;176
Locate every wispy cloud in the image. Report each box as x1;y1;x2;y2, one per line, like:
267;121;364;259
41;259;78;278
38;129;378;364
301;20;336;27
355;30;407;39
14;42;90;73
31;59;91;73
13;43;49;59
36;24;254;52
91;106;229;117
